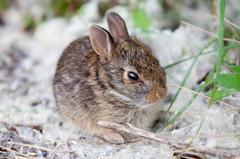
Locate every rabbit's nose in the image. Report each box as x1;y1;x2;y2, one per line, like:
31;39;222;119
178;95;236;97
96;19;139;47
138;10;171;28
147;87;166;103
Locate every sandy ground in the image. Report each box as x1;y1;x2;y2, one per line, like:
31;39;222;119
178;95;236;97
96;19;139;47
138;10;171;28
0;1;240;159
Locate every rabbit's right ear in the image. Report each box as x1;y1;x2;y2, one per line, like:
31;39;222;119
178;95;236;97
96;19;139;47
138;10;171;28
107;12;129;42
89;25;114;62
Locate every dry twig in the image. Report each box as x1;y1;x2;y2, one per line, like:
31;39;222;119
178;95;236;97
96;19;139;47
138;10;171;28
8;141;52;152
0;145;32;159
183;7;240;29
181;21;240;44
98;121;239;159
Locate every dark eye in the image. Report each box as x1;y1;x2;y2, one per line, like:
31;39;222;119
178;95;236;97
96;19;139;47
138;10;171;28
127;71;139;81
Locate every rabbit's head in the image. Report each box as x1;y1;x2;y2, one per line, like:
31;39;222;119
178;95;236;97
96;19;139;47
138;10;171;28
89;12;166;107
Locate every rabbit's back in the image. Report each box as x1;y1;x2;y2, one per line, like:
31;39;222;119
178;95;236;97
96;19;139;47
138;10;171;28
53;36;98;122
55;36;93;80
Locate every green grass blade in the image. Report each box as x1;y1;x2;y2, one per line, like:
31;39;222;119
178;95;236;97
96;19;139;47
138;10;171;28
215;0;225;75
164;50;215;69
167;39;216;112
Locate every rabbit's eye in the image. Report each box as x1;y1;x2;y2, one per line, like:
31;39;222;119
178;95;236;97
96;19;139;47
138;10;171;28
127;71;139;81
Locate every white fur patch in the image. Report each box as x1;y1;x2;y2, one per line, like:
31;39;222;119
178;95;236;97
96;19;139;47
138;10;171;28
108;90;132;101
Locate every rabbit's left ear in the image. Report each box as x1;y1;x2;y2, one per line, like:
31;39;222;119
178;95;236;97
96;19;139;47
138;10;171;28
107;12;129;42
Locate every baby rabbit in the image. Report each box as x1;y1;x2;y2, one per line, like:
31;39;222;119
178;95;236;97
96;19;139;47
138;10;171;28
53;12;167;144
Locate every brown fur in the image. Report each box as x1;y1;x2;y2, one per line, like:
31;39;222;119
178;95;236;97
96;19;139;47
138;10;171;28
53;12;167;144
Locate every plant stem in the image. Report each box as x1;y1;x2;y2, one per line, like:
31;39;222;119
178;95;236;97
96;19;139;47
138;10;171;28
215;0;225;75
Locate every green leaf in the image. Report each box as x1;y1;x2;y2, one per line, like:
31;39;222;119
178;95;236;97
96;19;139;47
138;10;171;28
77;4;87;15
52;0;68;17
24;15;36;31
216;73;240;91
131;8;151;30
207;88;232;104
0;0;8;11
228;65;240;73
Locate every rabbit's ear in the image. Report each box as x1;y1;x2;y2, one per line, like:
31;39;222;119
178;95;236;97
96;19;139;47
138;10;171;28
89;25;114;61
107;12;129;41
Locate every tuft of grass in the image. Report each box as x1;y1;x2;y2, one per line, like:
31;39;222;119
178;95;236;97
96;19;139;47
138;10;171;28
159;0;240;131
157;0;239;131
208;0;240;104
